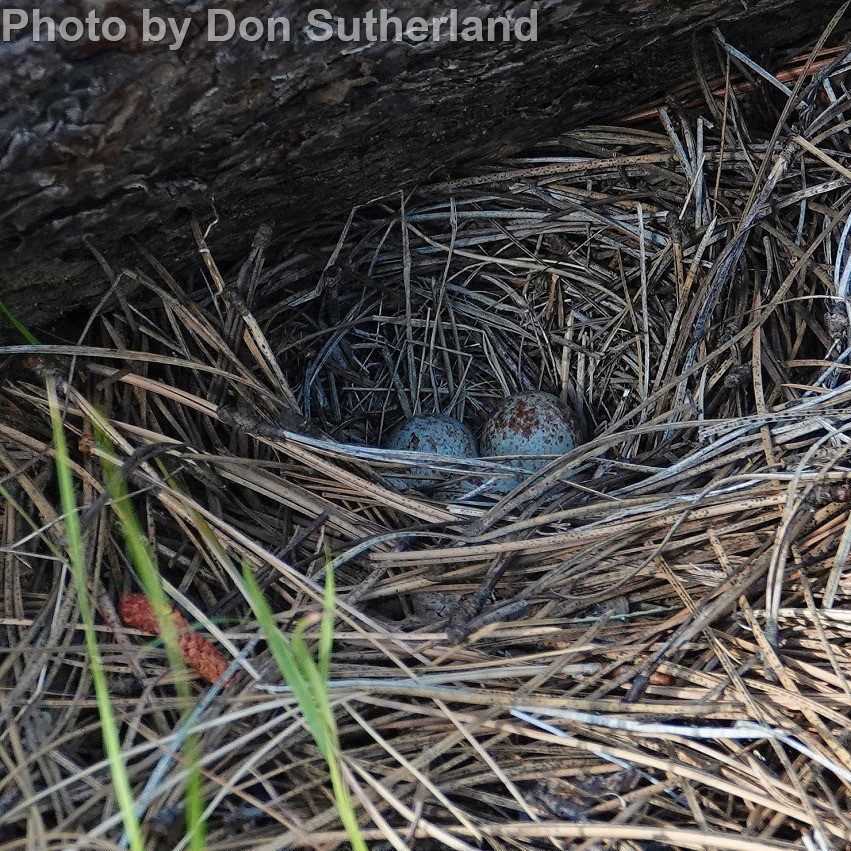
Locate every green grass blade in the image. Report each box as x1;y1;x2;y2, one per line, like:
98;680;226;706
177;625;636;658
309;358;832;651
241;562;367;850
0;297;39;344
47;383;144;851
240;566;327;750
96;430;206;850
318;558;335;684
289;636;366;851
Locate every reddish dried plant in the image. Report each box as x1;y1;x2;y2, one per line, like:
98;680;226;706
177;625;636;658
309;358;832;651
118;593;226;684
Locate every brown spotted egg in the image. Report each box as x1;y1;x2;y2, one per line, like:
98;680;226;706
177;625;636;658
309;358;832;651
480;391;581;493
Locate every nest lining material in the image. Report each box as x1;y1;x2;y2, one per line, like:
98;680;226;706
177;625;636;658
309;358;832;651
2;30;851;850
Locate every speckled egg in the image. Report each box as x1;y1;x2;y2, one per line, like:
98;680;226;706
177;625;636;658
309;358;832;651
384;414;478;491
480;392;581;493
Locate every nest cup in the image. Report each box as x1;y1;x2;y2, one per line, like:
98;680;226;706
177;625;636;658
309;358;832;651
271;196;685;499
269;119;832;504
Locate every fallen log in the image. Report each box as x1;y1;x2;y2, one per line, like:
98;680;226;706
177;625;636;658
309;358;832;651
0;0;847;327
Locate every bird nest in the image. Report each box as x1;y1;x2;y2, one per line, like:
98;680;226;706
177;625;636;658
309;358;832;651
3;30;851;851
271;170;677;497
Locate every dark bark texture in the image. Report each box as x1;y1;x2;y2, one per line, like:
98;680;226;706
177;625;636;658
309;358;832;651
0;0;846;327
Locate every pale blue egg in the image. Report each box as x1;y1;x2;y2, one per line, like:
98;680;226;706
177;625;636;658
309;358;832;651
384;414;478;491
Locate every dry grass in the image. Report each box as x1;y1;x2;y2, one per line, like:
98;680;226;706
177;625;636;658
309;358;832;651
2;24;851;850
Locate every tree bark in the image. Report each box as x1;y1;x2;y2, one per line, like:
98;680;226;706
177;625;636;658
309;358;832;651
0;0;846;327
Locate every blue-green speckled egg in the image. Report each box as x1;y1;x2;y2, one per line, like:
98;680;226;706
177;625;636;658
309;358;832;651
385;414;478;491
